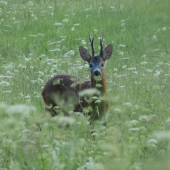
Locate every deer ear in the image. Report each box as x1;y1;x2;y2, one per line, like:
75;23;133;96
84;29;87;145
79;46;91;62
103;44;113;61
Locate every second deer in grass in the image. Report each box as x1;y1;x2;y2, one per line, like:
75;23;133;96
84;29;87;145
42;34;112;123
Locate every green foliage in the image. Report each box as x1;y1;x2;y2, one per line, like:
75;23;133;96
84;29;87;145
0;0;170;169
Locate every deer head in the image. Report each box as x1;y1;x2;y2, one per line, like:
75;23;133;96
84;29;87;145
79;33;113;77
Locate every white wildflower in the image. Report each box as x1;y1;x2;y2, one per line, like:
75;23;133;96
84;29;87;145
3;90;11;93
130;120;138;125
95;100;101;104
60;36;67;38
0;1;7;5
18;64;26;69
123;102;133;107
37;33;44;37
63;50;75;57
139;115;149;122
74;23;80;26
38;71;44;77
114;68;118;72
141;54;146;58
99;7;103;10
127;67;136;71
6;104;37;115
27;1;34;6
117;75;124;78
79;88;100;97
129;128;140;131
133;71;138;74
51;116;75;126
140;61;148;65
122;65;127;69
55;147;60;152
14;21;21;24
153;131;170;140
166;119;170;123
152;35;157;41
91;96;98;100
162;27;166;31
3;139;13;144
31;14;37;20
157;28;161;32
42;145;49;148
114;108;121;112
94;29;98;33
119;51;124;56
25;95;30;99
119;86;125;88
110;6;115;9
154;70;161;76
0;81;10;86
22;129;30;133
0;75;12;78
53;22;63;26
49;48;60;52
134;81;141;84
119;44;126;47
147;139;158;144
146;69;152;72
31;80;37;83
81;40;87;45
62;18;69;22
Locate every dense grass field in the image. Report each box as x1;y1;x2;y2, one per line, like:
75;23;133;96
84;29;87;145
0;0;170;169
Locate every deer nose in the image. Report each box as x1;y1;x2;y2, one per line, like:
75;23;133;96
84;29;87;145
93;70;101;76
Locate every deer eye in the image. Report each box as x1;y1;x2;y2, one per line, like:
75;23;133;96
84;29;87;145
101;63;104;67
89;64;93;68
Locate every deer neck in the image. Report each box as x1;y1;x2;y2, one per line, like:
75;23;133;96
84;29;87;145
90;72;108;122
91;72;107;94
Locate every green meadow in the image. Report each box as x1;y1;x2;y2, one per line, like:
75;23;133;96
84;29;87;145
0;0;170;169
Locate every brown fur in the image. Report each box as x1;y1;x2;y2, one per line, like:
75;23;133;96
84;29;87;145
42;34;112;123
42;73;108;122
42;74;91;116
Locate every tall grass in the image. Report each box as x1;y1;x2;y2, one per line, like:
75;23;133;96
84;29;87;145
0;0;170;169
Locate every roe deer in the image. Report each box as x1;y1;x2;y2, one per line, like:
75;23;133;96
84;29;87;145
42;34;112;123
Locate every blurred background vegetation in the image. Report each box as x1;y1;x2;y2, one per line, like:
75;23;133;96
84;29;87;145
0;0;170;169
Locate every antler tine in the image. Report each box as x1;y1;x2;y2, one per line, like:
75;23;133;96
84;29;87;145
89;33;95;57
100;32;104;56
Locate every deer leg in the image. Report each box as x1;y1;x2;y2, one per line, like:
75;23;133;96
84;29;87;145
90;122;95;140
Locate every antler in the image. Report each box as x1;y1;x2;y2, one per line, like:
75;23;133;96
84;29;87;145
100;33;104;56
89;33;95;57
